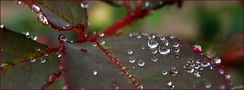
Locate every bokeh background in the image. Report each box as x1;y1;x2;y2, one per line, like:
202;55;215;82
1;0;243;88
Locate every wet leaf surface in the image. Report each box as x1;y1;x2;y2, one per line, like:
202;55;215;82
64;33;230;89
0;27;60;89
22;0;88;30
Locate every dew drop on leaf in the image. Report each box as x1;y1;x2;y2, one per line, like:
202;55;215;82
193;45;202;53
93;70;98;76
30;59;36;63
58;34;67;42
137;59;145;67
150;48;158;54
25;32;30;36
127;49;133;55
147;38;158;49
137;85;144;89
162;71;168;76
32;35;38;41
40;58;46;63
17;1;21;5
128;57;135;63
213;57;221;65
205;83;211;88
151;56;158;62
99;33;104;37
80;1;88;8
225;74;231;79
159;46;170;55
38;14;49;25
160;38;169;46
0;24;4;29
100;40;106;45
173;42;180;47
32;4;40;12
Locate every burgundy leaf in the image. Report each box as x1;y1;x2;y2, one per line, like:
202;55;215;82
63;33;230;89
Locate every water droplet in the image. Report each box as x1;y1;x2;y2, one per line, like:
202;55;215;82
145;1;150;7
225;74;231;79
1;63;7;67
100;40;106;45
219;69;224;74
137;85;144;89
137;59;145;67
205;83;211;88
30;59;36;62
169;35;176;39
150;48;158;54
160;38;169;46
32;4;40;12
201;62;210;67
35;48;41;52
17;1;22;4
186;68;194;73
162;71;168;75
38;14;49;25
128;49;133;55
175;54;180;59
213;57;221;65
57;54;62;58
129;57;135;63
129;33;133;37
112;81;120;89
62;24;71;30
148;33;156;39
151;56;158;62
0;24;4;28
58;34;67;42
92;42;97;46
44;53;49;57
33;36;38;40
193;71;201;77
80;1;89;8
41;58;46;63
193;45;202;53
170;69;178;77
137;34;142;39
166;81;173;86
99;33;104;37
174;48;180;53
159;46;170;55
173;42;180;47
93;70;98;76
148;39;158;49
141;46;145;50
25;32;30;36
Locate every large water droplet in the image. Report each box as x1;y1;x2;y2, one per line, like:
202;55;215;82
213;57;221;65
128;49;133;55
58;34;67;42
148;39;158;49
137;59;145;67
159;46;170;55
93;70;98;76
80;1;89;8
129;57;135;63
151;56;158;62
32;4;40;12
38;14;49;25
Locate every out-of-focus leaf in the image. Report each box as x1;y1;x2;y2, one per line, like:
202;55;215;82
22;0;88;30
64;33;230;89
0;27;60;89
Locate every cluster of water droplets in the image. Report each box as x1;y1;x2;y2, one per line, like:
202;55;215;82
22;31;38;41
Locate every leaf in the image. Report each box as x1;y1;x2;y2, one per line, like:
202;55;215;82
101;0;183;10
0;27;60;89
22;0;88;30
63;33;230;89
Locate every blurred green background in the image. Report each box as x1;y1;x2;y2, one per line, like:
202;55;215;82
1;1;243;88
